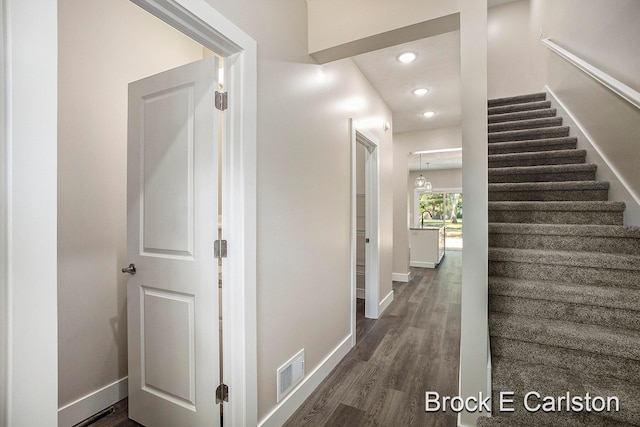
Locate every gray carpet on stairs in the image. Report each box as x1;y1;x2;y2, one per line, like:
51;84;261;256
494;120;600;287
479;92;640;426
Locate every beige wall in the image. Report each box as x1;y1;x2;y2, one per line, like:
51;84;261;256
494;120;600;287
487;0;542;98
203;0;393;420
58;0;206;408
307;0;460;54
392;127;461;275
531;0;640;224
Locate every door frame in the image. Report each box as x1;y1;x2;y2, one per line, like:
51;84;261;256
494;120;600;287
350;119;380;344
129;1;257;425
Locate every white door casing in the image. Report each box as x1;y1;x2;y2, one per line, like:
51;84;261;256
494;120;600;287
350;120;381;340
126;56;220;427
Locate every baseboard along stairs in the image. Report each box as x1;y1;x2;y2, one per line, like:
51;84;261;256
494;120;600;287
477;92;640;426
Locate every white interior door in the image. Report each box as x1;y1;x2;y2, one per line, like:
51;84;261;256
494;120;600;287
126;56;220;427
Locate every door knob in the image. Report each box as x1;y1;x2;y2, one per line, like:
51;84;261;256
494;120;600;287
121;263;136;275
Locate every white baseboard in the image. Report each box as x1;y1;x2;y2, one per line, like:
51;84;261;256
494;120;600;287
58;377;128;427
378;290;394;316
356;287;365;299
258;334;352;427
392;272;409;282
410;261;437;268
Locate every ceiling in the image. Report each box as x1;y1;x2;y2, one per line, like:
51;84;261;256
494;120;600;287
352;31;462;135
351;0;520;171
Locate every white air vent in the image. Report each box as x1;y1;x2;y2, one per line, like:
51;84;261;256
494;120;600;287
276;349;305;402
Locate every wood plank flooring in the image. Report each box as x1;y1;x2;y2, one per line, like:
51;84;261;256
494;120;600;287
78;251;461;427
283;251;462;427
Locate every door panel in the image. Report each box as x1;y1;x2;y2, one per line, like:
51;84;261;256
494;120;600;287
127;56;220;427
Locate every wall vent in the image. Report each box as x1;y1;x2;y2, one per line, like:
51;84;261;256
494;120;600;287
276;349;305;402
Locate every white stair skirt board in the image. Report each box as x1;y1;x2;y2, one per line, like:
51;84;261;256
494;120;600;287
356;288;365;299
258;335;352;427
546;86;640;225
410;261;438;268
392;272;409;282
378;290;394;316
58;377;128;427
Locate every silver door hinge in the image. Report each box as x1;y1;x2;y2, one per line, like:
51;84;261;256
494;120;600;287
214;240;227;259
216;383;229;403
215;91;228;111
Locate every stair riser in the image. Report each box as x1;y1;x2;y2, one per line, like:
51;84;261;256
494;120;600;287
489;170;596;183
489;93;547;108
489;118;563;133
489;261;640;289
490;296;640;331
488;108;557;124
488;210;624;226
489;189;609;202
489;234;640;255
489;101;552;115
490;337;640;386
489;141;577;155
489;128;569;143
489;155;586;168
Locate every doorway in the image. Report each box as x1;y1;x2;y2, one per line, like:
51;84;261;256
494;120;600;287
350;121;381;343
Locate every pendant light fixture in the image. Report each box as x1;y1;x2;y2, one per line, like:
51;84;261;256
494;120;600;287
414;154;433;191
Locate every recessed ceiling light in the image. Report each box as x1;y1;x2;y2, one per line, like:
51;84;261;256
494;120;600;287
422;111;436;118
397;52;417;64
413;88;429;96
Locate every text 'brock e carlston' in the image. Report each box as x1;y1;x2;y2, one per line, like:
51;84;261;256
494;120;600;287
425;391;620;413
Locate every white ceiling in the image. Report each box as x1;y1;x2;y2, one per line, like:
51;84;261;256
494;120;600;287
352;31;462;134
350;0;520;171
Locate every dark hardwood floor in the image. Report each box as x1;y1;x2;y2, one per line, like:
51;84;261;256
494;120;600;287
284;251;462;427
79;251;461;427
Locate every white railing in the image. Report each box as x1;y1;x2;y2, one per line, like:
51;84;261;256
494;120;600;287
542;38;640;110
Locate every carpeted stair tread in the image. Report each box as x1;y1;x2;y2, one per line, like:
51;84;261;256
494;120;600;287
488;201;625;213
488;149;586;168
489;247;640;271
488;108;557;124
489;181;610;202
491;337;640;385
490;313;640;361
489;100;552;115
491;293;640;331
489;276;640;312
489;222;640;254
477;414;636;427
488;92;547;107
488;136;577;154
488;126;570;143
491;357;640;425
489;163;596;183
488;117;563;133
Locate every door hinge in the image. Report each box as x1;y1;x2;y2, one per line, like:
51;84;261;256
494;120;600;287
214;240;228;259
215;91;228;111
216;383;229;403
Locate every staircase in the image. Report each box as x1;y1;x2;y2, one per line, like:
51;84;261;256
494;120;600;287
478;93;640;426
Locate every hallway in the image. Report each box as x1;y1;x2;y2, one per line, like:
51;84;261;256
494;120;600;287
284;251;462;426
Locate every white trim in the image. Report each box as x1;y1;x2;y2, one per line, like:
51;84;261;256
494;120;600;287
129;1;257;425
410;261;438;269
356;287;365;299
392;272;409;282
58;378;128;427
0;0;7;422
378;290;394;316
542;38;640;111
257;335;352;427
545;86;640;223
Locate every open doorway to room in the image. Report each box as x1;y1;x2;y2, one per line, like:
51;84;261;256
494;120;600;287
57;1;256;426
